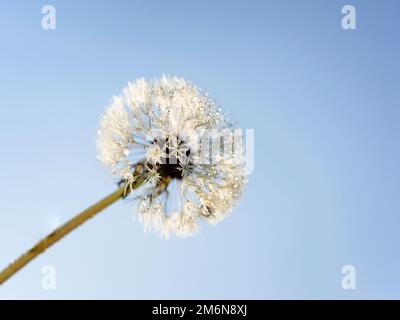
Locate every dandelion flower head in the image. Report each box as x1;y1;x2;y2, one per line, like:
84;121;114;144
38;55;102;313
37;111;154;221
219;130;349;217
97;76;246;238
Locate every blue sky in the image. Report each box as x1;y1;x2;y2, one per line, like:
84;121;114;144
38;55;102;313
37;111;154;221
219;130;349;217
0;0;399;299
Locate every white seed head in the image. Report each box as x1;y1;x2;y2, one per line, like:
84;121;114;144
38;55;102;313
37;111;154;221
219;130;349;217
97;75;247;238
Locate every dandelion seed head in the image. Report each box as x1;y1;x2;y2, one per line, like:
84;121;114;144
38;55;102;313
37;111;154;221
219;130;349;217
97;75;247;238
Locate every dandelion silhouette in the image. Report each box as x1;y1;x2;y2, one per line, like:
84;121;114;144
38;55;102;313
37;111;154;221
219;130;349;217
0;76;246;284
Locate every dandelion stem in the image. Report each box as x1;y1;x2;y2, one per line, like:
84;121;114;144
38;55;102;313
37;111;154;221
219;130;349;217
0;180;142;285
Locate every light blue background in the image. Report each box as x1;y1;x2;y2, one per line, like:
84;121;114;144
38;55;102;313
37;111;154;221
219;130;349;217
0;0;399;299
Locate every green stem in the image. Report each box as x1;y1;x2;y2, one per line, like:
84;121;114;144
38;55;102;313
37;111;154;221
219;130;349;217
0;180;142;285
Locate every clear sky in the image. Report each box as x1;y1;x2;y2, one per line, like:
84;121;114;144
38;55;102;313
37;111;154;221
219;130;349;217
0;0;399;299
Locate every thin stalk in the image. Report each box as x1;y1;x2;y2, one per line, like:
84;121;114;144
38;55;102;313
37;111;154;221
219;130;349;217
0;180;142;285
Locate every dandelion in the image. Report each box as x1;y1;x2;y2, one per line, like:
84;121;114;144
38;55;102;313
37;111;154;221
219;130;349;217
0;75;247;284
98;75;246;237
